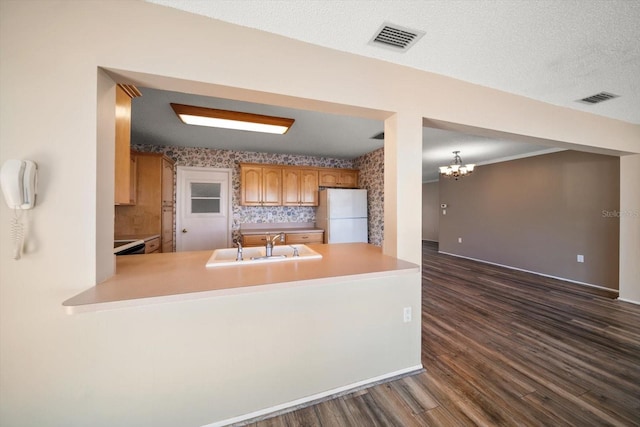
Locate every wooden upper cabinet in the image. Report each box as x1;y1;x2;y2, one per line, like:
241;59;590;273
114;85;132;205
300;169;319;205
318;168;359;188
114;84;141;205
241;163;359;205
283;167;319;206
240;164;282;206
262;167;282;206
241;166;262;205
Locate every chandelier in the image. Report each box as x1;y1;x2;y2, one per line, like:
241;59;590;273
439;151;475;180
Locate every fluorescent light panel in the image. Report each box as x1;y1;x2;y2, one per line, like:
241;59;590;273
171;103;294;135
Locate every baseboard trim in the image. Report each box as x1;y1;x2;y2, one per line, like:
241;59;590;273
438;251;619;295
204;364;424;427
617;297;640;305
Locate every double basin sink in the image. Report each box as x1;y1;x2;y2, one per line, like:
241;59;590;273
206;244;322;268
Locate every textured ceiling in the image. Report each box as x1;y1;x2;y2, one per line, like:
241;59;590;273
139;0;640;181
148;0;640;124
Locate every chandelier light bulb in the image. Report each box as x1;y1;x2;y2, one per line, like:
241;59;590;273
439;151;475;180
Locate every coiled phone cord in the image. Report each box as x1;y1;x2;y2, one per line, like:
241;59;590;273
10;209;24;260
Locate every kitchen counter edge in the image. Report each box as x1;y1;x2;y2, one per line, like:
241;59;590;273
63;243;419;314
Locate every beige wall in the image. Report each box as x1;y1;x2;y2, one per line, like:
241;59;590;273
619;154;640;302
1;1;640;426
422;182;440;241
439;151;620;290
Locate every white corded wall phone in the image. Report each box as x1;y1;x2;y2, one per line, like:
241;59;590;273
1;159;38;260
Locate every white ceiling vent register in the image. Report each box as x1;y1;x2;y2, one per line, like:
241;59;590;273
369;22;425;52
577;92;619;105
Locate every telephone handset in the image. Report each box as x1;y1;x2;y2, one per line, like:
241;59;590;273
1;159;38;260
1;159;37;210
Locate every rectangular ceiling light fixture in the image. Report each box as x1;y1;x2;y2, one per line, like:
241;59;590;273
170;103;295;134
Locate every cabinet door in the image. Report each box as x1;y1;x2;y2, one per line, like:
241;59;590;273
240;166;263;206
299;169;319;206
242;235;268;247
282;168;301;206
285;232;323;244
339;170;358;188
145;237;160;254
319;170;340;187
114;85;132;205
318;168;358;188
161;205;173;252
162;158;174;206
261;166;282;206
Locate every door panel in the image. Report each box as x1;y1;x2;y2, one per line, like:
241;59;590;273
176;167;232;252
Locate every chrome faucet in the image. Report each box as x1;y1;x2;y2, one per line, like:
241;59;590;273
233;239;243;261
265;233;283;257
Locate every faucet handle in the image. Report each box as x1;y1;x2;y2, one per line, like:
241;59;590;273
233;239;243;261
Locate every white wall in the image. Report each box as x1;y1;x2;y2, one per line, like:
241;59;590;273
1;1;640;426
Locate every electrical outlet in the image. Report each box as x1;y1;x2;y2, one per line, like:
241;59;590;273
458;237;462;243
577;254;584;263
403;307;412;323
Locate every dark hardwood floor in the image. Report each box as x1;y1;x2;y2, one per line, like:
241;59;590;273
247;241;640;426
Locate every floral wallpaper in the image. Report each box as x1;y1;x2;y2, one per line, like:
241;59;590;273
354;147;384;246
132;143;384;246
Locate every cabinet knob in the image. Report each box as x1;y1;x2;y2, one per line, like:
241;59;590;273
182;228;188;233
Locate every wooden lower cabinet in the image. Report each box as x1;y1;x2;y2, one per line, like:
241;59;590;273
242;232;323;247
285;232;323;245
242;234;285;247
145;237;160;254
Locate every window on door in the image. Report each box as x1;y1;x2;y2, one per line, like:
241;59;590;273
190;182;221;214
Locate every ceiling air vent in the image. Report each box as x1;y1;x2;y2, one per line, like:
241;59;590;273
577;92;619;105
369;22;425;52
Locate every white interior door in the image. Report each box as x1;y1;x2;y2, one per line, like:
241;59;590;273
176;167;231;252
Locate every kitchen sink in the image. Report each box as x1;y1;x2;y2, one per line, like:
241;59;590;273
205;244;322;268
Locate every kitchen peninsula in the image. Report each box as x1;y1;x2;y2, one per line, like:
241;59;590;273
63;243;418;313
62;243;421;425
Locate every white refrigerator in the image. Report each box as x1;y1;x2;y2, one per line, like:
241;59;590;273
316;189;368;243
